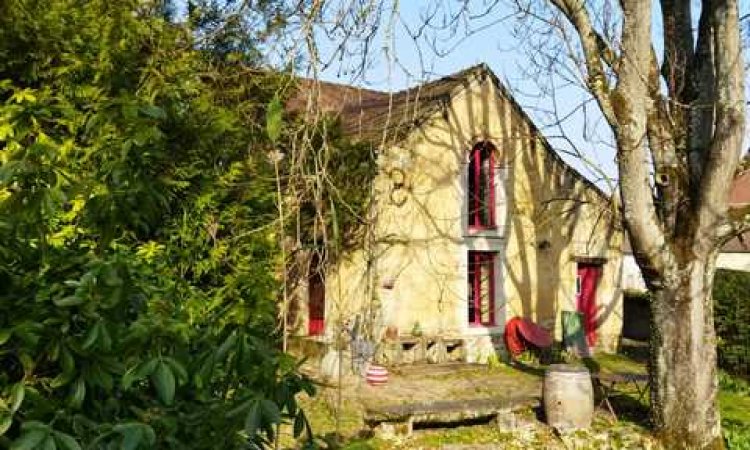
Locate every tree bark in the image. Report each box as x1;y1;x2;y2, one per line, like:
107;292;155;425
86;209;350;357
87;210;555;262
517;0;745;445
649;253;723;449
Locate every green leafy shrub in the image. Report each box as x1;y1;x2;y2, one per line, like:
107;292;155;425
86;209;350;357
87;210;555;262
724;422;750;450
720;371;750;396
0;1;314;448
714;269;750;377
622;290;651;342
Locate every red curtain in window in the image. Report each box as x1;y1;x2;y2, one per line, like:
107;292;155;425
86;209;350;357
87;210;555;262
308;255;325;336
468;252;496;326
469;143;496;228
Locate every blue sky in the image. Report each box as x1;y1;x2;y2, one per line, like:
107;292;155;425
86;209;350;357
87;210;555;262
311;1;750;191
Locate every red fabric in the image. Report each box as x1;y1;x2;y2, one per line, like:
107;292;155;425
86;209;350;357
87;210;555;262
308;257;325;336
517;318;553;348
504;317;526;356
577;264;602;347
309;318;324;336
504;317;552;356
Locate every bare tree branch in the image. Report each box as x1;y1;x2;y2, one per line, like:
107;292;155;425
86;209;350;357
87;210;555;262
686;0;717;199
698;0;746;246
546;0;619;126
660;0;695;99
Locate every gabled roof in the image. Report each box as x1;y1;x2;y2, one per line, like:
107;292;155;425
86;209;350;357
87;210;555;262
287;65;482;145
723;233;750;253
288;64;612;202
291;65;748;256
725;168;750;253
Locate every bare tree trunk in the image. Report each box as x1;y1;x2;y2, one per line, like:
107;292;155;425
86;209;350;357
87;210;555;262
649;253;723;449
539;0;744;445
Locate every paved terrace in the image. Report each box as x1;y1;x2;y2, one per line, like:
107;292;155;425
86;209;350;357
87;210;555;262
292;355;657;449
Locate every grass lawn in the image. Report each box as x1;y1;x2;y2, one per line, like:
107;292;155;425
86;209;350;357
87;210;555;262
590;353;647;374
719;374;750;449
721;392;750;424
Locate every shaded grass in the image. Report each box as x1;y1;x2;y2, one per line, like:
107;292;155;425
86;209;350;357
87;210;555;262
591;353;647;375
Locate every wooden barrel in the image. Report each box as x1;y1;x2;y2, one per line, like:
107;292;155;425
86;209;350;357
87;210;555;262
543;364;593;430
365;364;388;386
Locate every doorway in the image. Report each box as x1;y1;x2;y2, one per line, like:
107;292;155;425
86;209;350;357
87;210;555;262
576;262;602;347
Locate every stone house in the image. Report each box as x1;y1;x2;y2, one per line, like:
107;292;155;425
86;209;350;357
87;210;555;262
289;64;624;363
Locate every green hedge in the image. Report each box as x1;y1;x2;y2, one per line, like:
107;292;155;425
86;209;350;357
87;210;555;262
714;269;750;378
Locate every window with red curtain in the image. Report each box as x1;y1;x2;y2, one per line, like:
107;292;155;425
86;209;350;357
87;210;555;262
468;251;496;326
308;254;325;336
468;142;496;229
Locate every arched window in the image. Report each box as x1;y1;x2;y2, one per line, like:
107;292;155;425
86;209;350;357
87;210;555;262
468;142;496;229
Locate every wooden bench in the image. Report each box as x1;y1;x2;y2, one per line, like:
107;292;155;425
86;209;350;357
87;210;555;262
364;396;538;437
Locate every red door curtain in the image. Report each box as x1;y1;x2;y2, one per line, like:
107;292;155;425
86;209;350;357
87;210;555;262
576;263;602;347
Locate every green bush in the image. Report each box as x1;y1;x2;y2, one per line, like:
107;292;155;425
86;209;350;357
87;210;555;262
720;371;750;396
0;1;314;448
714;269;750;377
724;422;750;450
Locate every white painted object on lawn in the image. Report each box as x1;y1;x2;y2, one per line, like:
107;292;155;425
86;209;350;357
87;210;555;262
365;364;388;386
543;364;594;430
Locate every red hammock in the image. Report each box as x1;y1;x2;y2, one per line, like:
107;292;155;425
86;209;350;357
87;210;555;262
504;316;553;357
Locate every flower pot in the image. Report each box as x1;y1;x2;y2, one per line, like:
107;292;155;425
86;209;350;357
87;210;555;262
365;364;388;386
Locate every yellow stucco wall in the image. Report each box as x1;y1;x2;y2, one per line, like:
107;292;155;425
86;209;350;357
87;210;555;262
301;72;623;358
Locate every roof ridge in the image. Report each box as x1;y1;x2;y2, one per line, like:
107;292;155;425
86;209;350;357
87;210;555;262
391;63;489;95
309;63;490;96
300;76;389;96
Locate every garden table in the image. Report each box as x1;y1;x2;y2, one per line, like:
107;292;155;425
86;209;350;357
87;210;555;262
592;372;650;421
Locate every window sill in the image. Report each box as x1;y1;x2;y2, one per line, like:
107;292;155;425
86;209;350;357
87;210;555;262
468;225;497;231
465;227;505;239
463;325;504;336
